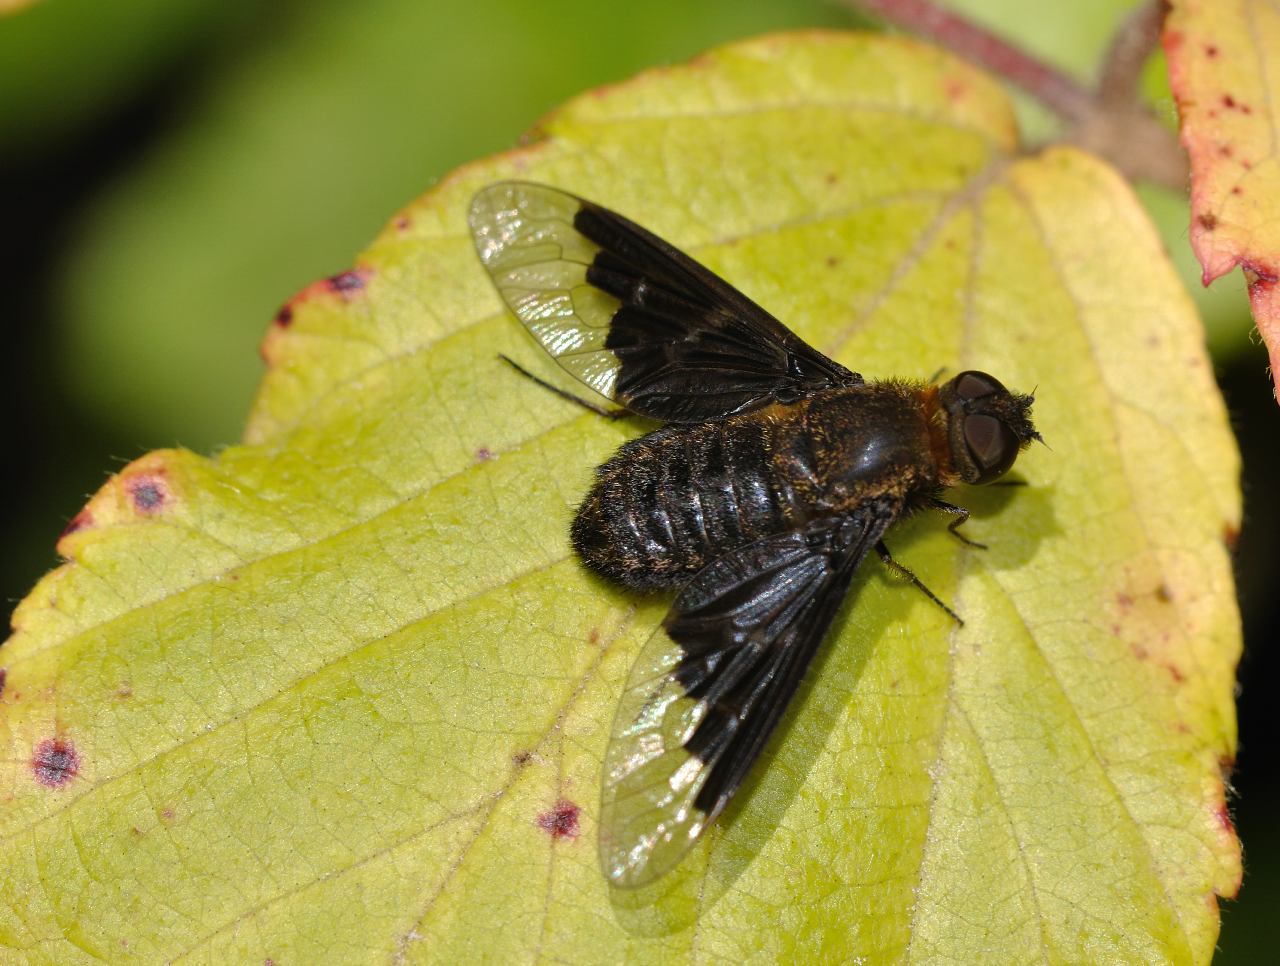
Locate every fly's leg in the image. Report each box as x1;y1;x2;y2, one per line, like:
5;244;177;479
930;499;986;549
875;541;963;626
499;354;627;420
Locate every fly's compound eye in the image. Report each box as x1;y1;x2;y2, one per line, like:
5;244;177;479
952;370;1007;402
963;413;1019;484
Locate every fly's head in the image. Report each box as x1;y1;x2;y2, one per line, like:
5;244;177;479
938;371;1041;484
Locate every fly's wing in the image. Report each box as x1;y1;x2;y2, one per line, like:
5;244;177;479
598;509;894;888
469;182;861;423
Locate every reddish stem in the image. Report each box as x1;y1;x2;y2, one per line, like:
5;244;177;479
848;0;1094;122
845;0;1187;188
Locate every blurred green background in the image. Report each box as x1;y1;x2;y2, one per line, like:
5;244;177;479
1;0;1274;959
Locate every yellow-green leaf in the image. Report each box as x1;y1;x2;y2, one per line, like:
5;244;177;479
1165;0;1280;399
2;31;1240;963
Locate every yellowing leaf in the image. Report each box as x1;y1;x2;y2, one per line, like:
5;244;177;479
1165;0;1280;397
1;31;1240;962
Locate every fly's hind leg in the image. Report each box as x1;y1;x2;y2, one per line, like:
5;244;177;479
499;354;627;420
929;499;986;549
875;541;963;626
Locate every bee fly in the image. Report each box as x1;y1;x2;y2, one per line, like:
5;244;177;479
468;182;1040;888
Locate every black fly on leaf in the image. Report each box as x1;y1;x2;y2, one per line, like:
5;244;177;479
468;182;1040;888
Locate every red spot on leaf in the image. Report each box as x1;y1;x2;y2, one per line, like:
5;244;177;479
537;800;580;840
1164;663;1186;683
1222;94;1236;109
128;475;168;513
475;446;494;463
1231;186;1242;195
1218;144;1233;158
32;738;80;788
1164;29;1184;50
1204;43;1219;58
1222;524;1240;551
395;215;411;230
0;668;6;698
943;76;967;101
1116;592;1134;611
60;511;93;538
1214;803;1235;834
273;266;375;328
587;627;600;646
824;172;839;186
1197;213;1218;232
1131;643;1149;661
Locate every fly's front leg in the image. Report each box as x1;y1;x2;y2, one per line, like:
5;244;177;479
498;354;626;420
875;541;963;626
930;499;986;549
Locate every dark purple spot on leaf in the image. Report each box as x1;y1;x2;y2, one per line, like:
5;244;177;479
328;269;368;294
32;738;79;787
537;800;580;840
274;305;293;328
475;446;494;463
0;668;6;698
128;476;167;513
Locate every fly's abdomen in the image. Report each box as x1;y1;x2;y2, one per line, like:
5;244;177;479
571;417;811;590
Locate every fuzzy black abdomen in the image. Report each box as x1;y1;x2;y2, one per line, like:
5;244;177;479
571;418;810;591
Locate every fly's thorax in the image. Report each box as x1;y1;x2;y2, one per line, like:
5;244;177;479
798;381;946;512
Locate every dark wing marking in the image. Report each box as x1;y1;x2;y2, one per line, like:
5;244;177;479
468;182;861;423
598;506;896;888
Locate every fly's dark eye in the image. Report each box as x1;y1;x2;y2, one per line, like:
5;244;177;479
963;413;1019;482
953;370;1006;401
